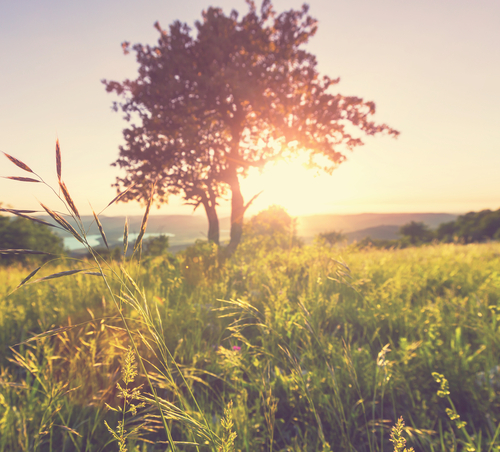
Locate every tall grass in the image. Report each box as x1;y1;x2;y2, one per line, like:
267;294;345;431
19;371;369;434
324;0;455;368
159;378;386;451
1;145;500;451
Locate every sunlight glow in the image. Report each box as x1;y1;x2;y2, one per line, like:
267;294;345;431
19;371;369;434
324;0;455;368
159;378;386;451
240;155;364;216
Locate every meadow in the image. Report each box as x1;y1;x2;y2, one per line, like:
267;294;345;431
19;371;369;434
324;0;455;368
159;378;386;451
1;239;499;451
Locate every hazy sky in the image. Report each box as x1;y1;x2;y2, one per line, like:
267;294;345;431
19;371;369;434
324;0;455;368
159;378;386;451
1;0;499;218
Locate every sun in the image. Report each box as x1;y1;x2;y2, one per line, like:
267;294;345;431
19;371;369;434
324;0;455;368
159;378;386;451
239;156;362;217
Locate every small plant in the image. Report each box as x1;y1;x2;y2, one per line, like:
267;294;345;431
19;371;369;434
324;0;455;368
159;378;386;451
390;417;414;452
432;372;478;451
104;347;146;452
218;401;237;452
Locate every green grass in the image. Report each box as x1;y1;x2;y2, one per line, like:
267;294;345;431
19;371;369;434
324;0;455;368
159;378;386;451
1;241;500;451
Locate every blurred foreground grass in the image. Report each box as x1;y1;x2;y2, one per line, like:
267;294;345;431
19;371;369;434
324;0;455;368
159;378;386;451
1;241;500;451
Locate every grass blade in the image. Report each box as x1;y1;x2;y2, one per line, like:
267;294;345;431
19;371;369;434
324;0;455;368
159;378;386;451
0;249;52;255
15;266;43;290
59;181;81;220
40;203;84;243
2;152;33;173
31;268;92;283
2;176;40;183
134;182;155;252
92;210;109;249
83;271;104;277
56;139;62;181
0;208;39;214
0;208;59;228
107;184;135;208
123;217;129;256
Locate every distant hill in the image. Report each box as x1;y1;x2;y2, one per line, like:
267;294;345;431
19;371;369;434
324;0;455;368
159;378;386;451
44;214;230;252
296;213;457;242
39;212;457;252
345;224;400;242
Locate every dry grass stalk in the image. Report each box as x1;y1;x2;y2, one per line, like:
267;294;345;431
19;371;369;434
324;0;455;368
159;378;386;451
93;210;109;249
59;180;81;220
15;266;42;290
31;268;95;283
0;208;38;214
2;152;34;173
107;184;135;208
56;139;62;181
3;176;40;183
0;249;52;255
0;208;58;228
134;182;156;252
40;202;84;243
123;218;129;256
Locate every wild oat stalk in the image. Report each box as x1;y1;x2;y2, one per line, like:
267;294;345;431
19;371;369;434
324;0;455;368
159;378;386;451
218;401;237;452
104;347;146;452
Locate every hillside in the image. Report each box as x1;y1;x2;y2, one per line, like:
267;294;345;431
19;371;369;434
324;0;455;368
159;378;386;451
42;212;457;251
296;212;457;242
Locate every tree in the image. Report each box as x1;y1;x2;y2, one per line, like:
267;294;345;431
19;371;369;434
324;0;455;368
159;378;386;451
0;215;64;265
103;0;399;255
144;234;170;257
242;204;301;251
399;221;433;245
317;230;346;246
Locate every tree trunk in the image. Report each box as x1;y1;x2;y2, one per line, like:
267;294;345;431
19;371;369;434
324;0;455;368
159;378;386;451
225;167;245;257
186;185;220;245
203;200;220;245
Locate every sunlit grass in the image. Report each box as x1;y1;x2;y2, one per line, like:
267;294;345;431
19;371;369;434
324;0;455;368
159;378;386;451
1;241;499;451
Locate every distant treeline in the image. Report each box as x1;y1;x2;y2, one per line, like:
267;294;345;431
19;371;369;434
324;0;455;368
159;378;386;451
0;215;64;265
321;208;500;249
2;207;500;264
436;208;500;243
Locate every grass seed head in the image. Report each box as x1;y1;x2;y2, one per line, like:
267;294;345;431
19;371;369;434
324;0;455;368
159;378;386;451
59;181;81;220
3;152;34;173
56;139;62;181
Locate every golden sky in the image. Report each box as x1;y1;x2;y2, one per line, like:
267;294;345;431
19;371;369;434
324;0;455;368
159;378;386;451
1;0;499;218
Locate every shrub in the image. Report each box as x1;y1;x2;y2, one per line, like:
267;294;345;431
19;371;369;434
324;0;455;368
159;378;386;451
0;215;64;265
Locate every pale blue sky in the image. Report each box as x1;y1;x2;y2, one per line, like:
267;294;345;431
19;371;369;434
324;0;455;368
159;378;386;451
1;0;499;217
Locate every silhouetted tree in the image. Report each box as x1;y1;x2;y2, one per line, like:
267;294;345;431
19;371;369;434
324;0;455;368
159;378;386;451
318;230;346;246
240;205;301;252
436;221;458;242
144;234;170;256
399;221;433;245
103;0;399;255
437;209;500;243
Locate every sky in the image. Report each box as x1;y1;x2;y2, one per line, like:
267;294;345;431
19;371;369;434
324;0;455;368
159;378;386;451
1;0;499;219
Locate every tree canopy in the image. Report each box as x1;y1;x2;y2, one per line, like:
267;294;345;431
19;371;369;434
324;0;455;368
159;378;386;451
103;0;399;255
0;215;64;265
436;209;500;243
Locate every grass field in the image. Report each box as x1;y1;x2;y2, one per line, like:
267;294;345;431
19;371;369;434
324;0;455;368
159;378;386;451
1;240;500;451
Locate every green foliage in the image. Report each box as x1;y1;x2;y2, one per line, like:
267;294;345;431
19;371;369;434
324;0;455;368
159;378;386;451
104;0;398;251
239;205;303;254
143;234;169;257
317;230;346;246
0;216;64;265
2;241;500;451
399;221;434;244
437;208;500;243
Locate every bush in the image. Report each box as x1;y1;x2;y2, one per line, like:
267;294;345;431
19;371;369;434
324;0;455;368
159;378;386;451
0;215;64;265
317;230;346;246
240;205;303;253
399;221;433;244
